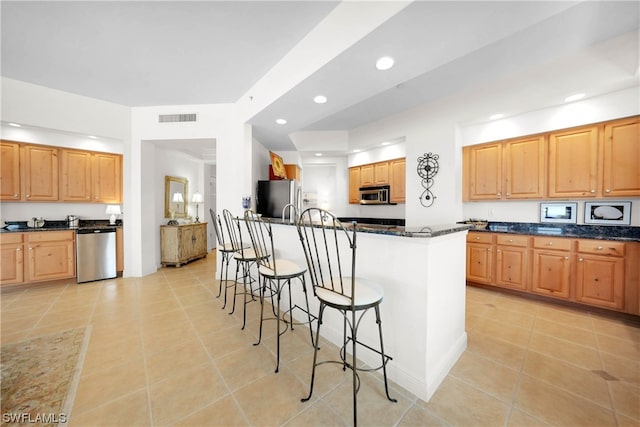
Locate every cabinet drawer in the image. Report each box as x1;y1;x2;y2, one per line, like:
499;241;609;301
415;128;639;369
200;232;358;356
467;232;493;244
532;236;572;251
0;233;23;244
26;231;75;243
496;234;528;247
577;239;625;257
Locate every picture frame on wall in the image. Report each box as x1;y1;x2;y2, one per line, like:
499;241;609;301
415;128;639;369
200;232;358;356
584;201;631;226
539;202;578;224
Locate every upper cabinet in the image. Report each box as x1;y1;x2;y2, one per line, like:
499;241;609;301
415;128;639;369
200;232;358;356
548;125;599;198
1;140;122;204
349;158;406;204
61;149;122;203
0;141;21;201
464;135;545;200
602;117;640;197
463;116;640;201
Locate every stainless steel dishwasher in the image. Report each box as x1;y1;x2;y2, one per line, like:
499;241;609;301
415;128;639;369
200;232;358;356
76;228;117;283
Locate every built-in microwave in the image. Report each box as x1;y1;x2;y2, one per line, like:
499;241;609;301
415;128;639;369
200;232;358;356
359;185;395;205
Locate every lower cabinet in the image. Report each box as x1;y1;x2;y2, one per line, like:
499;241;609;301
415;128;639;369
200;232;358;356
466;231;639;315
1;231;75;287
160;223;208;267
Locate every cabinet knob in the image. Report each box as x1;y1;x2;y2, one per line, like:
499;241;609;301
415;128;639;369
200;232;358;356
13;194;18;198
497;192;501;196
497;249;501;253
16;248;21;252
605;189;611;193
546;242;553;246
506;192;511;196
508;239;513;242
26;195;30;198
578;258;584;262
475;236;480;240
29;247;33;250
596;246;603;250
487;248;491;251
564;256;569;260
590;189;596;193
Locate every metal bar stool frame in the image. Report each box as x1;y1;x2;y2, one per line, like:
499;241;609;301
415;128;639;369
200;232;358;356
222;209;263;330
243;210;316;373
296;208;397;426
209;209;235;307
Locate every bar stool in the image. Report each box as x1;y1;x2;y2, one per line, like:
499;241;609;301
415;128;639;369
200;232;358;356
209;209;234;305
243;210;315;373
296;208;396;426
222;209;263;330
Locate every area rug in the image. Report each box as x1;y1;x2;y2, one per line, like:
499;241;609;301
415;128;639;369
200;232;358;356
1;326;91;427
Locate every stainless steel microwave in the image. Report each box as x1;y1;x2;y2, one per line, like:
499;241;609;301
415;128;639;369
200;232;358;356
359;185;394;205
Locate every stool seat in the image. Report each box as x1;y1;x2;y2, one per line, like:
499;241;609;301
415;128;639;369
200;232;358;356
258;259;306;279
233;248;261;261
316;277;383;309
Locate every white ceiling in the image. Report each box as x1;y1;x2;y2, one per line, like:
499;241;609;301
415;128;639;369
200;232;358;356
2;1;639;159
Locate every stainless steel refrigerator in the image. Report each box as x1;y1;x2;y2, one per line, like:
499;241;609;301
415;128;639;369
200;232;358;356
256;180;300;219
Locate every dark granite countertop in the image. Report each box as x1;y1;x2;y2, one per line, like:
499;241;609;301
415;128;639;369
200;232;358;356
1;219;122;233
463;221;640;242
265;217;470;238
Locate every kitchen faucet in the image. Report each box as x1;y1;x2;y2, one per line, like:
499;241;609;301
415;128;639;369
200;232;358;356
281;203;299;223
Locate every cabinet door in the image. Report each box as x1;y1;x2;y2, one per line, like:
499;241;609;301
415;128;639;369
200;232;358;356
193;224;207;257
466;243;492;284
374;162;389;185
360;164;374;186
180;226;196;260
1;141;21;201
531;250;571;299
390;158;406;203
603;117;640;197
548;126;598;197
94;153;122;203
21;145;59;201
1;242;24;285
468;143;502;200
348;167;361;204
116;227;124;273
61;149;93;201
26;238;75;282
575;254;624;310
495;246;528;290
504;136;545;199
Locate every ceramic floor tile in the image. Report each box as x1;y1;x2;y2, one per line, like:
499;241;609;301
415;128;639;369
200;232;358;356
144;338;212;385
172;395;248;426
214;345;276;391
397;403;448;427
68;390;150;426
528;332;602;370
449;350;519;402
533;317;598;348
608;380;640;421
515;374;617;427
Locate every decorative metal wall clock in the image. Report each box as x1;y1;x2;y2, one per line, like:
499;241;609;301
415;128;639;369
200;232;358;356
417;152;439;207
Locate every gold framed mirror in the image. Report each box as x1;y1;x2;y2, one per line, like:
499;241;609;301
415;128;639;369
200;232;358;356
164;176;189;219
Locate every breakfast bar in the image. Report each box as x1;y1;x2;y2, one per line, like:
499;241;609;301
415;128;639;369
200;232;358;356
229;220;471;402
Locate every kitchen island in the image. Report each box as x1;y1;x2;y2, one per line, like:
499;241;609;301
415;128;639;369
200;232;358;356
229;219;470;402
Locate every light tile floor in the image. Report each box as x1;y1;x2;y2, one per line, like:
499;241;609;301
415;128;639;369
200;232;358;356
1;252;639;426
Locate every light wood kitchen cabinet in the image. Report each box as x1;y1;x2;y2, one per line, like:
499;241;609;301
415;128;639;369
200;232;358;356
494;234;528;291
504;136;545;199
389;158;406;203
348;167;361;204
0;233;24;286
466;232;493;284
160;223;208;267
61;149;93;201
374;162;389;185
1;141;21;201
21;144;59;201
530;236;572;299
467;142;502;200
360;164;374;186
602;117;640;197
548;125;599;198
93;152;122;203
25;231;75;283
575;239;625;310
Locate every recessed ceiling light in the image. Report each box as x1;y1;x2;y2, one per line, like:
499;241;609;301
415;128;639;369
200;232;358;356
315;152;323;157
376;56;394;71
564;93;585;102
313;95;327;104
381;141;391;146
489;113;504;120
352;149;361;153
275;118;287;125
88;135;97;139
8;123;21;127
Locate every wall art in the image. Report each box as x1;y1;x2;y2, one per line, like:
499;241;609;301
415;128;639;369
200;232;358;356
584;201;631;226
417;152;439;207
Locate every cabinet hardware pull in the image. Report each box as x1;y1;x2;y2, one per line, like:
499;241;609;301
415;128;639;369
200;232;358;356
564;256;569;260
546;242;553;246
605;189;611;193
596;246;603;250
508;239;513;242
590;189;596;193
578;258;584;262
16;248;21;252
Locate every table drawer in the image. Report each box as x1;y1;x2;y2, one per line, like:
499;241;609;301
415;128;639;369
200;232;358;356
496;234;528;247
467;232;493;244
577;239;625;257
532;236;572;251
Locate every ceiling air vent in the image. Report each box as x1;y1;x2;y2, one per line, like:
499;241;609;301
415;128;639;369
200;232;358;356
159;113;197;123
